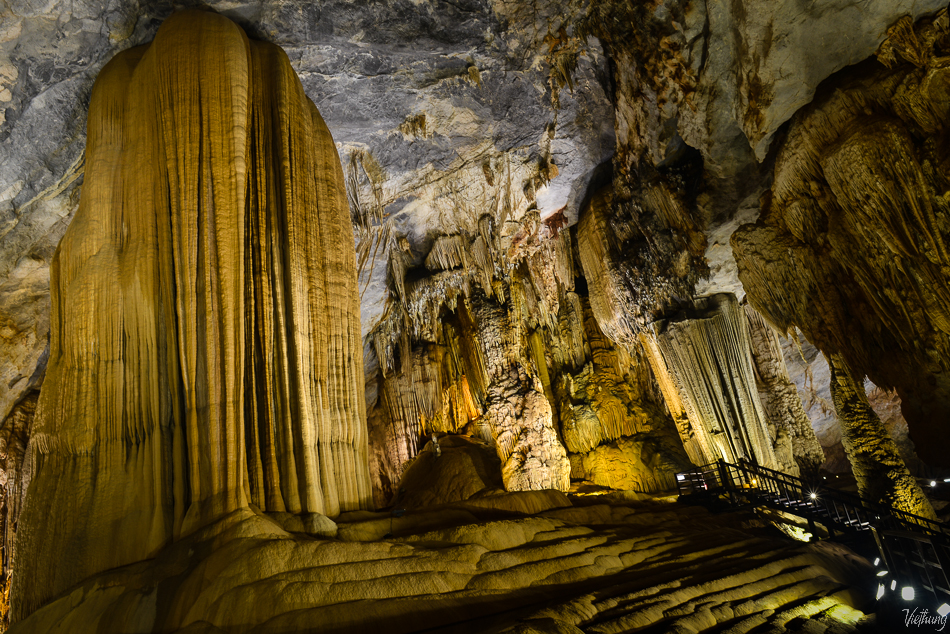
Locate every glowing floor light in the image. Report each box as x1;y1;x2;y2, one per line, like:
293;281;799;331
874;558;880;566
938;604;950;617
877;570;888;577
876;584;885;600
902;587;915;601
891;580;897;591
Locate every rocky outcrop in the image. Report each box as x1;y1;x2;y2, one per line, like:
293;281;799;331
12;12;371;621
395;435;503;509
733;9;950;466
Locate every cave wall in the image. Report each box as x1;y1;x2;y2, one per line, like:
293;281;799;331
734;10;950;465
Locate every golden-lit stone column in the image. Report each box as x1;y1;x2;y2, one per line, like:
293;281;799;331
829;353;937;520
644;294;782;471
13;10;371;621
470;295;570;492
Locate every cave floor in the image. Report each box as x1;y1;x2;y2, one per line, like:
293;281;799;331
12;492;878;634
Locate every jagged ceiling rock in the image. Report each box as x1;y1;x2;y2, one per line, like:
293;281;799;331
4;0;948;434
591;0;947;175
733;10;950;465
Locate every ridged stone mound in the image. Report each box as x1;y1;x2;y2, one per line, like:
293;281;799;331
12;10;372;620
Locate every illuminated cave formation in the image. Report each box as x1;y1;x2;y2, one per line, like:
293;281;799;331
12;10;372;620
2;2;949;633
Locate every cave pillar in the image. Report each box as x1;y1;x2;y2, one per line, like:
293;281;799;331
744;307;825;476
469;295;570;492
828;353;937;519
12;11;372;621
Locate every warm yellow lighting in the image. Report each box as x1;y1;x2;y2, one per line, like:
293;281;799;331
778;524;813;542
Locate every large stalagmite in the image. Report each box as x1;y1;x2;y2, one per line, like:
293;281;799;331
12;10;372;620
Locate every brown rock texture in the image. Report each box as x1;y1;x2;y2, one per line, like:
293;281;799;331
470;294;571;493
828;354;937;520
0;391;35;631
733;10;950;466
745;306;825;476
12;10;371;621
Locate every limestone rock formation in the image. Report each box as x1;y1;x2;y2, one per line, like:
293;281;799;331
734;9;950;466
12;11;371;620
396;435;503;509
7;494;872;634
2;1;946;630
745;306;825;475
0;391;34;629
471;295;571;493
828;354;937;520
580;0;946;177
643;294;782;472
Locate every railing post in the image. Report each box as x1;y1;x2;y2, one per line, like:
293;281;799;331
718;459;731;491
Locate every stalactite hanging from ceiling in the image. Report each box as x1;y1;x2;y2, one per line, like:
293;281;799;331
644;293;783;472
367;207;577;499
12;10;372;621
733;9;950;465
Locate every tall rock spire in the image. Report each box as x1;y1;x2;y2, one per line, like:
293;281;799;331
13;10;372;620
